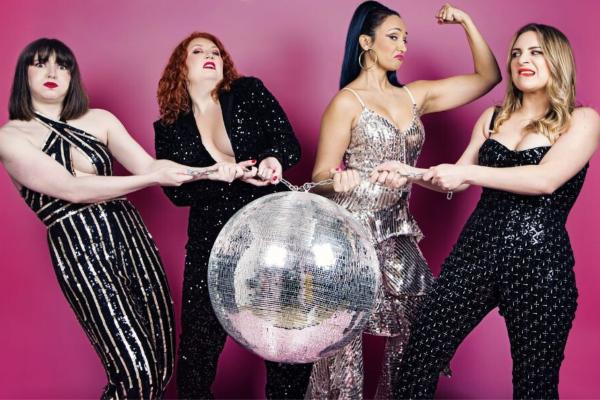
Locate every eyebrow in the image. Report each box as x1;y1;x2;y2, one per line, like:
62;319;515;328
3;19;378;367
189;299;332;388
511;46;542;51
387;27;405;33
190;45;219;50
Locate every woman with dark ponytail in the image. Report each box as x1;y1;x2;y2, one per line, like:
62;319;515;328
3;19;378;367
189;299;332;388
308;2;501;398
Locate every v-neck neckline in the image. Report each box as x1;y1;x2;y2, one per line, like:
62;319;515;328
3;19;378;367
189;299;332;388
187;90;235;163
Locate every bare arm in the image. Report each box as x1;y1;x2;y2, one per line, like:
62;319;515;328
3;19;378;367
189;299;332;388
426;108;600;195
98;109;215;178
0;129;192;204
311;91;362;193
407;5;501;115
415;106;494;193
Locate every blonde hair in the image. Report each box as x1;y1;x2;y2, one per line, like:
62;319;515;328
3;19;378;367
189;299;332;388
493;24;576;143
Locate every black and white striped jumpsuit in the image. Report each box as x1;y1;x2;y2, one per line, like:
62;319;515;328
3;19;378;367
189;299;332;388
20;113;175;399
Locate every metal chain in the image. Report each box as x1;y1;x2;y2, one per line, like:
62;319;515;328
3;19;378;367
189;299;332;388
279;178;334;192
188;167;435;195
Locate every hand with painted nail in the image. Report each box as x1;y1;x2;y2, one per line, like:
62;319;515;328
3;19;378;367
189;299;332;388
241;157;282;186
330;167;361;192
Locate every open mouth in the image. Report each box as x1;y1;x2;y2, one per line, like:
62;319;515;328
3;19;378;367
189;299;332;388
203;61;216;70
394;54;405;61
44;82;58;88
518;68;535;77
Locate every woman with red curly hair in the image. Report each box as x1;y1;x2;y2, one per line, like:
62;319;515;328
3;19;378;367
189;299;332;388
154;32;312;399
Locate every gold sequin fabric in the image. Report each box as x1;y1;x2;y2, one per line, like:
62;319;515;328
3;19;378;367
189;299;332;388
20;113;176;399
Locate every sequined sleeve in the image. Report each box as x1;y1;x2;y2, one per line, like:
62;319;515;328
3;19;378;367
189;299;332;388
246;78;301;170
154;120;220;207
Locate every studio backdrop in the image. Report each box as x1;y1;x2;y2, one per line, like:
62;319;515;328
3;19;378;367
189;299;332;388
0;0;598;398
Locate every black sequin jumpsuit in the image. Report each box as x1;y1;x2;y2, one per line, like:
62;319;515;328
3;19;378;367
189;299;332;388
392;128;588;399
154;77;313;399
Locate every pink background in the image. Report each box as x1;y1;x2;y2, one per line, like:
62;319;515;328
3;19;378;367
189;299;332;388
1;1;599;398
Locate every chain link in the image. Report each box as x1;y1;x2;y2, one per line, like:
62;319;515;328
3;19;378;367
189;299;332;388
279;178;335;192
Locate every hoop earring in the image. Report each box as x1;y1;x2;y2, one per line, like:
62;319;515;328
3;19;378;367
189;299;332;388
358;48;378;70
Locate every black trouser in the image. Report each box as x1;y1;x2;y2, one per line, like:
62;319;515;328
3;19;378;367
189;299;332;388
177;241;313;399
392;231;578;399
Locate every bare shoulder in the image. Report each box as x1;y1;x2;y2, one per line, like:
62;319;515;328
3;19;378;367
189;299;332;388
405;80;429;97
69;108;121;141
572;107;600;126
566;107;600;139
327;89;363;115
0;122;35;158
478;106;497;124
79;108;120;126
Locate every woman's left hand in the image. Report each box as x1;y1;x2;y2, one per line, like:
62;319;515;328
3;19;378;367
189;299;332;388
423;163;468;191
242;156;282;186
435;3;470;25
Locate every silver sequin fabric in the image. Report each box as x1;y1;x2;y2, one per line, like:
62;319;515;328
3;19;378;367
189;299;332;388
21;113;175;399
307;87;434;399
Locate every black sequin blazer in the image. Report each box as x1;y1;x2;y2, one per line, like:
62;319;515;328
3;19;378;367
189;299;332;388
154;76;301;240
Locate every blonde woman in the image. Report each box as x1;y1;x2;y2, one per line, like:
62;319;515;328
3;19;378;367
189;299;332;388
388;23;600;398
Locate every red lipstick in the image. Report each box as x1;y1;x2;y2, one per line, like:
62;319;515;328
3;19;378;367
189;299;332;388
43;82;58;89
203;61;216;70
518;68;535;77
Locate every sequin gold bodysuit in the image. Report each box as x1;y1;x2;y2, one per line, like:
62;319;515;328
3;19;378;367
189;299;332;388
21;113;175;399
307;87;434;399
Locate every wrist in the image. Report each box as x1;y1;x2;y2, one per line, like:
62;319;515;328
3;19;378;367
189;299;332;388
463;164;477;185
460;15;474;30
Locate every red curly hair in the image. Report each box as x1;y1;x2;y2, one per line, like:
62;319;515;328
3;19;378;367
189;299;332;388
157;32;240;124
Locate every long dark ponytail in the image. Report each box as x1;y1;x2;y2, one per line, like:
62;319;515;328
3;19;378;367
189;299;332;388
339;1;401;89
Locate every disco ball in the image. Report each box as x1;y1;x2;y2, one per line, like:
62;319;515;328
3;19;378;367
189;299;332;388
207;191;381;363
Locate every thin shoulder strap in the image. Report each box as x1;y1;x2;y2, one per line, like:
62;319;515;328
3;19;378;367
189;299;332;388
487;106;501;137
402;85;417;108
341;87;366;108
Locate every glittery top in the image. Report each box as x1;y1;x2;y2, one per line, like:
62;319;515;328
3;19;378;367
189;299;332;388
325;87;425;242
154;76;301;239
477;138;588;224
20;113;114;227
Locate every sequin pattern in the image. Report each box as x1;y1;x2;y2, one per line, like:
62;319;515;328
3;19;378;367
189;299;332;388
392;137;588;399
154;76;312;399
307;87;434;399
21;114;175;399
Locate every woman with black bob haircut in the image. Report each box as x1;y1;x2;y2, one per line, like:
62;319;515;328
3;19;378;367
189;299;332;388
392;23;600;399
309;1;501;398
0;38;234;399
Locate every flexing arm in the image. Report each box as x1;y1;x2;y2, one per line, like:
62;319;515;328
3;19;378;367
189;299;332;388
407;4;501;115
425;108;600;195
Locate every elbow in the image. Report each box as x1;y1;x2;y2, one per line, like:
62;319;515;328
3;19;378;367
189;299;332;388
483;71;502;91
538;179;559;195
62;191;96;204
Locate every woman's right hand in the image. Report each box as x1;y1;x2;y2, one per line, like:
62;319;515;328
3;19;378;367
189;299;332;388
435;3;470;25
370;161;426;189
330;168;361;192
